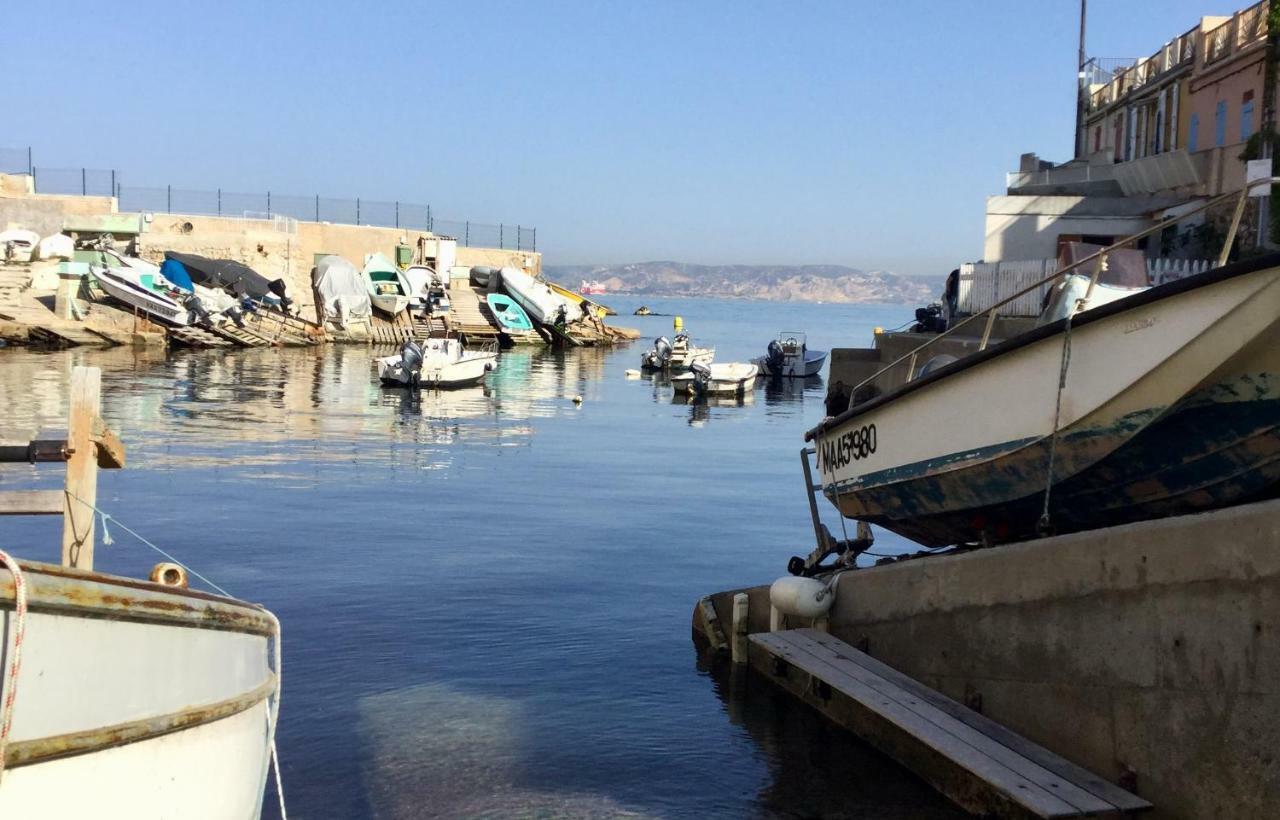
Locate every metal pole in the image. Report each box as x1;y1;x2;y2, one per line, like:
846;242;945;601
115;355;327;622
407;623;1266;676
167;184;171;214
465;221;470;247
532;227;536;252
267;191;272;218
395;201;400;229
1075;0;1088;159
427;204;432;232
218;188;222;217
500;224;504;249
356;198;361;226
82;168;86;196
111;171;116;200
517;224;522;251
27;146;32;175
31;167;36;191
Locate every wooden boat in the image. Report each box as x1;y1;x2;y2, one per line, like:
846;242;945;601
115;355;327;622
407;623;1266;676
377;338;497;388
673;361;759;396
0;366;281;818
364;253;412;317
485;293;534;334
640;333;714;372
756;331;828;378
809;252;1280;548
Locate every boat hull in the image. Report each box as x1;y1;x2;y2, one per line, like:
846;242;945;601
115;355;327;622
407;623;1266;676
0;561;278;819
93;267;190;327
812;257;1280;547
757;350;827;378
377;348;497;389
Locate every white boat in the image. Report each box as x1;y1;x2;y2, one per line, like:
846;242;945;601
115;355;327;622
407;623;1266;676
0;365;281;819
402;265;451;315
756;331;827;378
0;229;38;263
364;253;413;317
91;262;192;327
672;361;759;396
377;338;497;389
811;252;1280;548
640;334;715;372
498;267;577;326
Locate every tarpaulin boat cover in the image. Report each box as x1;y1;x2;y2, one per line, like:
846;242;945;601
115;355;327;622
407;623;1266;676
163;251;291;307
312;255;372;321
160;258;195;292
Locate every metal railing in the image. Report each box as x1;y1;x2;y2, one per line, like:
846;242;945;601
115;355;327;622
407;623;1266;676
847;177;1279;408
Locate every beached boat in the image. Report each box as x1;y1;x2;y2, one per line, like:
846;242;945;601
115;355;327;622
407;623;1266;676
364;253;412;317
0;229;39;263
486;293;535;334
377;338;497;389
673;361;759;397
499;267;578;326
90;260;193;327
810;252;1280;548
0;366;281;819
402;265;450;314
163;252;292;313
640;333;714;372
313;255;373;326
756;331;828;378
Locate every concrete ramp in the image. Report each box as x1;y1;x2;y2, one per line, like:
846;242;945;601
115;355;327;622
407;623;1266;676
751;628;1151;819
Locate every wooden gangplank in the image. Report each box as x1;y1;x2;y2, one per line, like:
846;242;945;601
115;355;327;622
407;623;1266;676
750;628;1151;819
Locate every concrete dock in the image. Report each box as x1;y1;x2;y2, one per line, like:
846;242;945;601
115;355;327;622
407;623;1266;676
695;498;1280;819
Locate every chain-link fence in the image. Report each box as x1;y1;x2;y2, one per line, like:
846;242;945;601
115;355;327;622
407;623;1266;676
4;147;537;250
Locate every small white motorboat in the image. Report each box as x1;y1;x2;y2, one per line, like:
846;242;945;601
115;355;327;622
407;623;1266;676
756;331;827;378
377;338;497;389
640;333;715;372
0;228;39;263
499;267;577;326
91;261;193;327
672;361;759;396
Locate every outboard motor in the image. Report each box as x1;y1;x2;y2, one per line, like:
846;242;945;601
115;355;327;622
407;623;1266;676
690;360;712;394
400;340;425;387
225;304;246;329
766;339;785;372
653;336;672;365
184;295;212;327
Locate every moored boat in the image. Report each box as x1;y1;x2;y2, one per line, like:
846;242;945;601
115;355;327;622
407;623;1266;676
673;361;759;396
364;253;413;317
640;333;714;372
163;252;292;313
376;338;497;389
756;331;827;378
90;259;193;327
810;251;1280;548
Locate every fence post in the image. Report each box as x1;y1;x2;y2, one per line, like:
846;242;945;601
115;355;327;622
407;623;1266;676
27;146;32;176
465;221;470;247
110;170;116;200
395;201;400;229
267;191;272;218
315;195;320;222
532;227;536;252
500;224;504;249
82;168;86;196
357;198;361;226
427;205;433;232
218;188;222;217
517;224;522;252
167;184;171;214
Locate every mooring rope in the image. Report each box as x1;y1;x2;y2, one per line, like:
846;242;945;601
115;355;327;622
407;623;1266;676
1039;306;1078;535
0;549;29;784
65;495;287;818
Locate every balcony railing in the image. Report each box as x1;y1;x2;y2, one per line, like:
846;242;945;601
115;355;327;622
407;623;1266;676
1087;24;1197;112
1006;163;1116;191
1205;1;1267;66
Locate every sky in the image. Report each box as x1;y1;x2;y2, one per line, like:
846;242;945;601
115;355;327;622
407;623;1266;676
5;1;1229;275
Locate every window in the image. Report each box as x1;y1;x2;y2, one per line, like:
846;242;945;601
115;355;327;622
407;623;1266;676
1189;113;1199;151
1242;100;1255;141
1094;126;1102;152
1215;100;1227;146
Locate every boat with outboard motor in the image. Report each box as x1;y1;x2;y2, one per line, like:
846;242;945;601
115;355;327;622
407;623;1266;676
376;338;498;389
640;333;714;372
163;251;292;314
364;253;413;317
403;265;451;315
756;331;827;378
672;361;759;397
809;217;1280;548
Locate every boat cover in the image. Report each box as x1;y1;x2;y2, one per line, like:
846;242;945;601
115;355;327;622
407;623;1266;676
313;255;372;321
163;251;291;306
160;258;195;292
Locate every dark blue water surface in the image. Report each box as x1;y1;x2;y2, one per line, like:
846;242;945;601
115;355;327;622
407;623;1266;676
0;296;963;819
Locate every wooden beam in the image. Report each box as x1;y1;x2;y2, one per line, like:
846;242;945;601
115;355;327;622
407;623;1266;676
62;366;101;570
0;490;64;516
91;418;126;469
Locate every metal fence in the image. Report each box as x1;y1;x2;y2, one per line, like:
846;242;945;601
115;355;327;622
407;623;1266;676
3;147;536;251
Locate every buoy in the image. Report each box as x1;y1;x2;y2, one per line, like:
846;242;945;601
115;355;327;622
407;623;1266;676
769;576;833;619
624;369;641;378
673;315;683;332
572;395;583;404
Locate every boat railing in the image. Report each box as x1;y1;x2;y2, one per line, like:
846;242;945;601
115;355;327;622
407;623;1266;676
848;177;1280;411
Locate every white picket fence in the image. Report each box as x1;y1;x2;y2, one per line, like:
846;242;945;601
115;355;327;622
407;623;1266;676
958;257;1215;316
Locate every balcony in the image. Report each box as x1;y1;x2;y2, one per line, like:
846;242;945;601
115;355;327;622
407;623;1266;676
1205;1;1267;67
1006;162;1120;195
1087;25;1197;113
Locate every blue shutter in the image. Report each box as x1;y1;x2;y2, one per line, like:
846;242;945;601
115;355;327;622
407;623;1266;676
1189;114;1199;152
1215;101;1227;146
1242;100;1255;141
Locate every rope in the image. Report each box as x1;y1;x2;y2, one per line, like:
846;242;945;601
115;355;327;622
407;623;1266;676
64;496;286;817
1039;306;1077;535
0;550;29;784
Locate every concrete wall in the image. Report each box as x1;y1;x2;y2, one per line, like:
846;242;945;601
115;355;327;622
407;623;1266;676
982;194;1189;262
699;499;1280;819
0;185;117;237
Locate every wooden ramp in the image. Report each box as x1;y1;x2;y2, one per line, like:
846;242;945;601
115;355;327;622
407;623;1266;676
750;629;1151;819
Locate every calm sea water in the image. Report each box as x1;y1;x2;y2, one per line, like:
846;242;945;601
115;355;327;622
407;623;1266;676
0;296;963;819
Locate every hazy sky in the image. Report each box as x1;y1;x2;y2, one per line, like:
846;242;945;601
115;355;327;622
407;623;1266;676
8;1;1221;274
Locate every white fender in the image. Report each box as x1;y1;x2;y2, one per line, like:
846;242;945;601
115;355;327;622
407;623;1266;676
769;576;834;619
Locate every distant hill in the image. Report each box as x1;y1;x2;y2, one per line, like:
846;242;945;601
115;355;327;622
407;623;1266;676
544;261;940;304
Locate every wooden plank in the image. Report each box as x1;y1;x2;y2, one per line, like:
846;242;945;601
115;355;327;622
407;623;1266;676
0;490;63;516
802;629;1151;813
751;630;1125;818
776;630;1123;815
61;366;100;569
